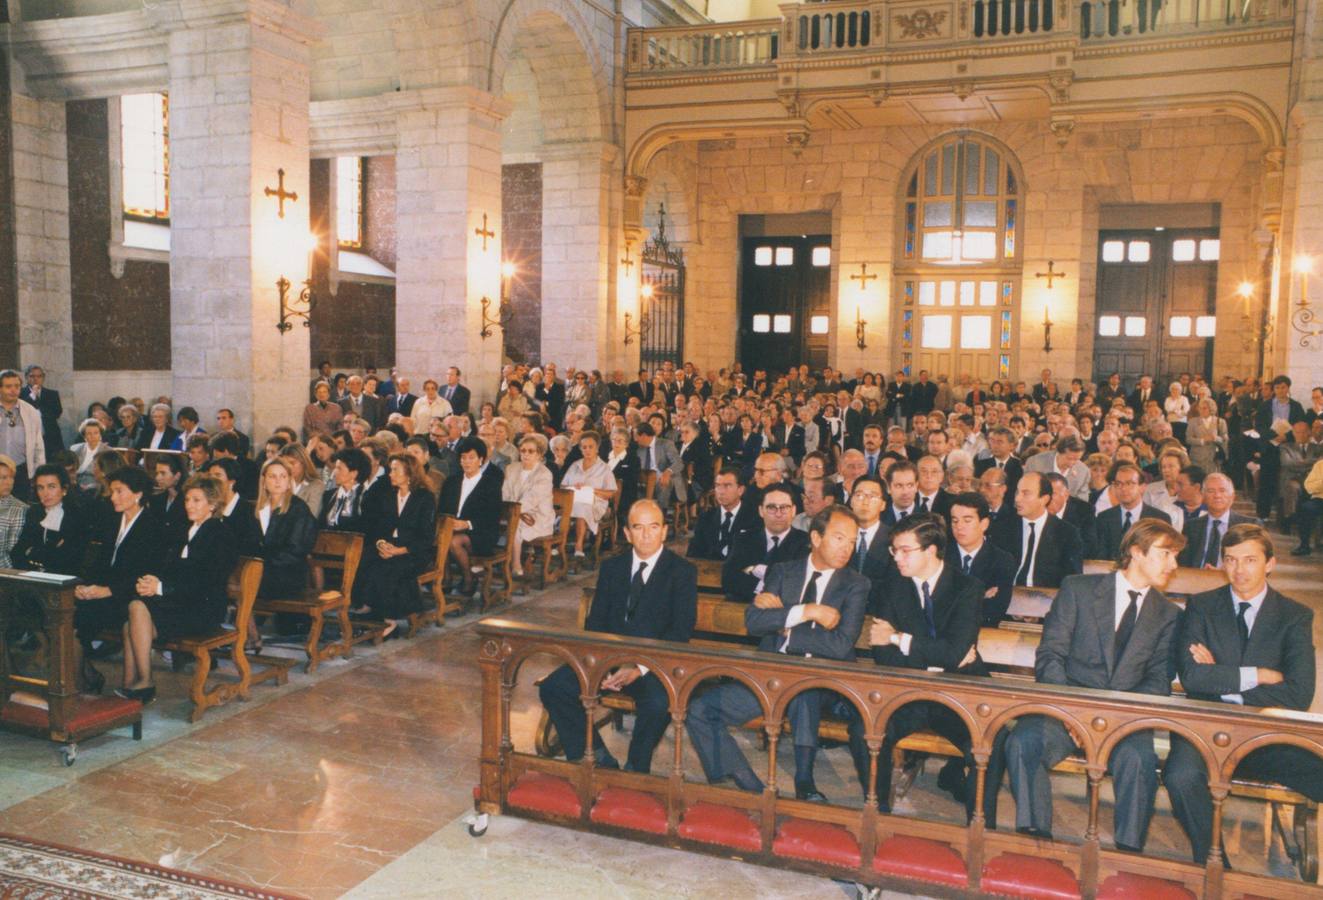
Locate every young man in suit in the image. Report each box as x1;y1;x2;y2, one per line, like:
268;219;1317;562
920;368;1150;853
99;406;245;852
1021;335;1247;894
948;492;1017;625
687;505;869;801
850;512;987;814
1095;461;1171;559
846;474;891;581
1012;471;1083;588
214;408;251;459
1181;473;1260;565
721;484;810;600
995;519;1185;850
539;500;697;773
688;466;757;560
20;365;63;454
1164;524;1321;865
883;460;920;527
441;366;471;416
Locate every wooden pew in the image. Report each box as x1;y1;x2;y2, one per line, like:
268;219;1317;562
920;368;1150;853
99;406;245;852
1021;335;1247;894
252;530;377;673
470;502;520;613
410;516;458;637
526;489;573;590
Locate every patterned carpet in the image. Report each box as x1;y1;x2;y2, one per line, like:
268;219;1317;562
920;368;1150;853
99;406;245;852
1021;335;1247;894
0;833;304;899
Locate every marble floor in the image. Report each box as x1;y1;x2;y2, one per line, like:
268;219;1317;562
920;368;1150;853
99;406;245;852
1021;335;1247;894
3;512;1322;898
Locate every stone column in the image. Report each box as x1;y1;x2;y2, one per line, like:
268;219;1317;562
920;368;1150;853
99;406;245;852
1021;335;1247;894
1281;101;1323;389
166;0;321;441
393;86;508;407
9;93;72;394
541;141;617;369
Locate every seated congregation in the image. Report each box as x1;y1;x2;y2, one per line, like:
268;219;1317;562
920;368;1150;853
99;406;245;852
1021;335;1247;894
2;359;1321;889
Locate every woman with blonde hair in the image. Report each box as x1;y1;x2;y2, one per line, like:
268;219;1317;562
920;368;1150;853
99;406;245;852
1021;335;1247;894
278;442;324;520
251;457;317;600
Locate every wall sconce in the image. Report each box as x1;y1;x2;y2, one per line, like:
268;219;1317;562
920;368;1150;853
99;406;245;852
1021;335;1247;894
480;260;517;340
1290;254;1323;346
1237;280;1274;355
277;232;318;333
625;282;652;345
1034;260;1066;353
854;305;867;350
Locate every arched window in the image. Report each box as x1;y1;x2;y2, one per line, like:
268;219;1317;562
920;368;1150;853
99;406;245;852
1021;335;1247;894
895;132;1024;381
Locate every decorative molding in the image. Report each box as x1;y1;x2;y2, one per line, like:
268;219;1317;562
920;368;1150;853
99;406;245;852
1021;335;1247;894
624;175;649;198
785;130;811;156
1049;117;1076;146
894;9;949;40
1049;70;1074;103
1073;27;1292;57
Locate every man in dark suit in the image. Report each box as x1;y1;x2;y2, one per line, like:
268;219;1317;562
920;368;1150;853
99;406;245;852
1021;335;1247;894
980;466;1020;555
208;431;258;500
914;456;950;520
1097;372;1124;410
339;374;384;431
539;500;697;773
688;466;757;560
771;410;806;465
1031;368;1055;405
20;365;63;454
995;519;1185;849
849;512;987;814
1046;472;1099;560
1180;473;1260;566
386;376;418;418
909;370;938;417
628;369;652;405
1127;374;1157;419
1164;524;1321;864
882;461;920;527
974;427;1023;496
1095;461;1171;559
948;492;1017;625
1011;471;1083;588
721;484;810;600
846;475;892;583
688;506;869;800
214;408;251;459
441;366;471;416
635;422;685;508
1254;375;1307;522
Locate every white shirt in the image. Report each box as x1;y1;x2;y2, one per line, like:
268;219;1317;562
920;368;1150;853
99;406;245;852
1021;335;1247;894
1223;584;1269;703
1020;512;1049;587
180;521;203;559
857;520;883;555
916;491;939;512
40;503;64;532
1114;570;1148;629
149;429;166;449
458;469;482;513
893;562;946;656
112;508;143;564
780;557;838;654
258;505;272;534
223;493;240;518
627;546;666;676
955;540;983;573
329;486;356;524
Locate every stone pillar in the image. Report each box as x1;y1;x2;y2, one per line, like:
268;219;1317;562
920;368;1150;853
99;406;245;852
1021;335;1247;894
541;141;617;369
9;93;72;393
1281;101;1323;390
393;87;508;407
166;0;321;441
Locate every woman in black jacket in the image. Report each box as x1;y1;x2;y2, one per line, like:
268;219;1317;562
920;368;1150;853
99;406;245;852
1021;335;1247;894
356;453;435;634
12;464;89;575
437;436;503;595
73;466;162;693
120;474;238;702
250;457;317;598
605;427;639;529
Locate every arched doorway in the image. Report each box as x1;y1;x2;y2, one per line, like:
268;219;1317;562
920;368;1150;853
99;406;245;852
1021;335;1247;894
893;132;1024;382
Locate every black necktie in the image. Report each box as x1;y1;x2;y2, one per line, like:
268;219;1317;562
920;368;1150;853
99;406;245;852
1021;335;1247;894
962;554;972;575
720;511;733;547
626;561;648;621
800;570;821;607
1204;519;1222;568
1115;589;1140;660
769;534;781;555
867;454;877;475
1016;521;1036;586
1122;509;1133;532
918;495;929;513
1236;600;1251;654
922;581;936;638
856;533;867;572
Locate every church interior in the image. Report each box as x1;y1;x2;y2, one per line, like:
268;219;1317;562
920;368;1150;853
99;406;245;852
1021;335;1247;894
4;0;1323;896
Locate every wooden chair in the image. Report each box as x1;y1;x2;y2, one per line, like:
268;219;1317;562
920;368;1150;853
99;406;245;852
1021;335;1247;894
409;515;458;637
470;502;520;613
527;489;573;590
673;463;693;534
253;531;375;673
163;557;290;722
589;487;622;566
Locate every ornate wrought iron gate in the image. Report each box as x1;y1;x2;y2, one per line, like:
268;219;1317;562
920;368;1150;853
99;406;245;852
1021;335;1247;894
640;204;685;369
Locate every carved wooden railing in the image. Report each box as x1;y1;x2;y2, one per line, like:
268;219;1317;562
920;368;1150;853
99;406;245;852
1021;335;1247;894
625;19;781;73
624;0;1291;73
476;619;1323;898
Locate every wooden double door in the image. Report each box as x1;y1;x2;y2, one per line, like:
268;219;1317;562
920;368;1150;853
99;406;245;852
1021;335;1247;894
1092;228;1219;387
738;235;832;371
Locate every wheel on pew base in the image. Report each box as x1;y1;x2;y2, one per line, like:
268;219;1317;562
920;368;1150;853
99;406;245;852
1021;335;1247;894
853;883;880;900
61;742;77;767
1295;801;1318;882
466;813;489;837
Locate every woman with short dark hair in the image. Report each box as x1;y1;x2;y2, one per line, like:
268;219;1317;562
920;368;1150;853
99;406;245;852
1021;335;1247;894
356;453;435;633
12;463;88;575
437;436;503;595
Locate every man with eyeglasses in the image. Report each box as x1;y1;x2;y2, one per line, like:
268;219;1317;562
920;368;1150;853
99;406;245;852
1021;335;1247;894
991;519;1184;851
721;484;809;602
689;504;868;801
0;369;45;501
1095;461;1170;560
847;475;891;581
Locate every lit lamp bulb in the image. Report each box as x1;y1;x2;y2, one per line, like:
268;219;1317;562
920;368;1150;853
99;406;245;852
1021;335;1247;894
304;232;319;279
640;283;654;300
1295;255;1314;276
1236;281;1254;299
501;260;516;280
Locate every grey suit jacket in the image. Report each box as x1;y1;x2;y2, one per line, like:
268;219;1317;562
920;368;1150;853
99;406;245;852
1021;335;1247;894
745;559;869;660
1035;572;1178;696
1025;451;1090;500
